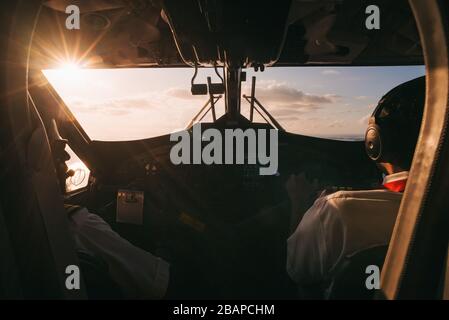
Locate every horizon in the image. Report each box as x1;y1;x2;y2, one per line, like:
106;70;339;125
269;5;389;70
43;65;425;142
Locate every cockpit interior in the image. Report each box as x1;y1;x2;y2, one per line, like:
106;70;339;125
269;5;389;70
1;0;449;300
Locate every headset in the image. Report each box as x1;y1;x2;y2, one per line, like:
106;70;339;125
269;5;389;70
364;103;386;162
364;76;425;164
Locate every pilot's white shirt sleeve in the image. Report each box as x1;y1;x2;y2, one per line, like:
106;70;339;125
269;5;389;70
286;188;402;286
68;207;170;299
286;195;345;285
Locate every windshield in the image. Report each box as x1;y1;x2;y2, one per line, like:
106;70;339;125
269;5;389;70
43;66;425;141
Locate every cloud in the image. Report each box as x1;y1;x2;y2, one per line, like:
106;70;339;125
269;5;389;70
66;95;159;116
165;87;208;100
166;88;190;99
275;116;300;122
107;98;154;110
166;83;341;110
328;120;344;128
321;69;341;76
62;82;344;136
355;95;369;100
325;94;342;100
165;82;341;118
64;86;211;120
271;108;307;117
245;81;340;109
359;113;371;125
105;109;131;116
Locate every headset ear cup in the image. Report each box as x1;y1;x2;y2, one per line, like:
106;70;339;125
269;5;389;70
365;124;382;161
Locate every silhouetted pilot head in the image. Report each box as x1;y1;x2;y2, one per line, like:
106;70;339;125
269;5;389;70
365;76;426;170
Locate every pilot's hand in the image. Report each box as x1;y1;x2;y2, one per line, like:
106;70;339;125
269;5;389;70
52;141;74;192
52;142;71;174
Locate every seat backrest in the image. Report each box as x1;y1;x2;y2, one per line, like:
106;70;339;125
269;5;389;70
0;96;87;299
326;245;388;300
0;0;88;298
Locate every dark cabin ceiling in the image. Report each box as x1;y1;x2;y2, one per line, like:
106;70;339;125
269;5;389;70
31;0;423;69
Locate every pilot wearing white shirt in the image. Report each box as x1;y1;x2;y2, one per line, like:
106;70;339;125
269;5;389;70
68;206;170;299
50;128;170;299
286;76;425;294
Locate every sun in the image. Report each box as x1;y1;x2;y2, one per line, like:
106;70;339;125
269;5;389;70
50;60;87;83
60;62;80;72
59;60;82;76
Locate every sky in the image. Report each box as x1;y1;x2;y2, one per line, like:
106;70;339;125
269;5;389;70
43;65;425;141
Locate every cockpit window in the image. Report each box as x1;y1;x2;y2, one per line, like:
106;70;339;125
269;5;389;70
43;66;424;141
43;68;226;141
241;66;425;140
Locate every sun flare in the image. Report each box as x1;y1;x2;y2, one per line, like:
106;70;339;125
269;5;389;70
52;60;86;82
60;62;81;72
